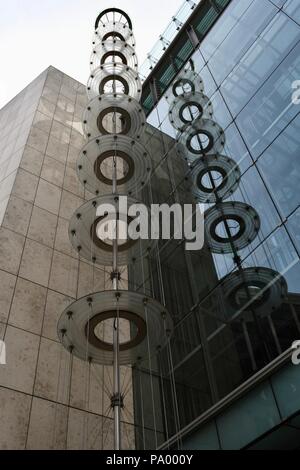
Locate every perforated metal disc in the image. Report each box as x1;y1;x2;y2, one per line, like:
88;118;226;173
177;119;225;163
77;134;152;195
82;94;146;140
90;40;138;72
57;290;173;365
221;267;287;321
69;194;156;266
94;21;135;47
87;64;142;101
204;201;260;253
169;92;213;131
165;70;205;103
190;154;241;203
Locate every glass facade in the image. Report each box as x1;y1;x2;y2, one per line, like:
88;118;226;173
181;361;300;450
133;0;300;449
139;0;201;81
140;0;232;113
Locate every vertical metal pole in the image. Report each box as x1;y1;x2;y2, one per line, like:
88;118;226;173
111;72;121;450
112;191;121;450
242;320;257;372
113;309;121;450
112;237;121;449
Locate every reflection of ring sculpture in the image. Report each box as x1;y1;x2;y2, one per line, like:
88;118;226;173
57;9;172;450
167;65;287;321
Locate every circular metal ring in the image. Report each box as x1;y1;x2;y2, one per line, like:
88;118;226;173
165;70;205;103
77;135;152;194
177;119;225;163
205;202;260;253
190;155;241;203
220;267;287;321
87;64;142;101
95;9;133;30
87;310;146;351
83;94;146;139
57;290;173;365
90;40;138;72
69;194;156;266
168;92;213;131
94;22;135;48
93;150;135;185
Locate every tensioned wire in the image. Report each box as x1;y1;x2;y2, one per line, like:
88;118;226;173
171;88;260;395
157;347;170;449
153;118;182;450
74;33;164;448
72;225;89;449
58;43;131;449
78;241;92;449
109;58;163;448
161;103;205;445
238;178;279;272
171;96;224;401
165;322;182;450
109;76;150;449
87;370;113;448
51;232;82;449
65;346;74;449
85;299;122;449
111;73;122;449
65;297;116;449
88;186;108;449
203;156;272;356
51;336;66;449
63;224;115;448
121;366;134;399
65;233;84;449
142;181;169;449
146;176;172;446
138;239;158;448
138;362;146;449
83;300;92;449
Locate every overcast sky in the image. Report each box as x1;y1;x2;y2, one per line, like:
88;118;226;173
0;0;184;108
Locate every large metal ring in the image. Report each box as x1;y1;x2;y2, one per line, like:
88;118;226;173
205;201;260;253
95;9;133;30
90;40;138;72
220;267;287;321
168;92;213;131
77;135;152;194
190;154;241;203
82;94;146;139
57;290;173;365
165;70;205;103
94;22;135;48
69;194;156;266
87;64;142;101
177;119;225;163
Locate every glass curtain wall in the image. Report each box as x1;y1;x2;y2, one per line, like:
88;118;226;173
133;0;300;448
